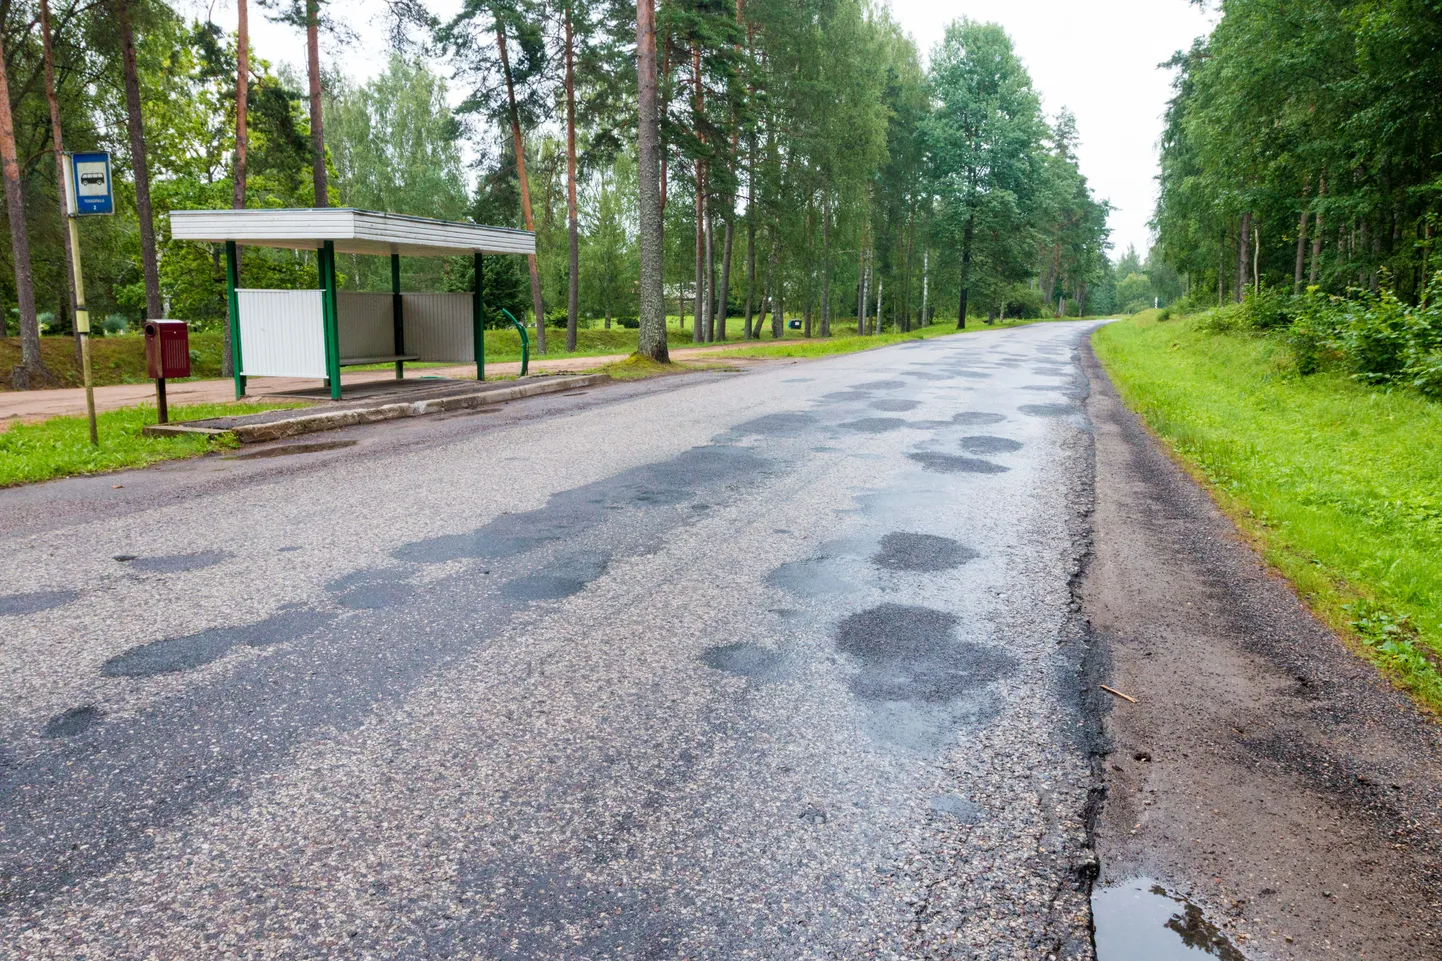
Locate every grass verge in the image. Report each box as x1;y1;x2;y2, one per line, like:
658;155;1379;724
1093;309;1442;713
0;402;302;487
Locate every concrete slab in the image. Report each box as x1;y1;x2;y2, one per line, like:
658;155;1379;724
144;374;611;443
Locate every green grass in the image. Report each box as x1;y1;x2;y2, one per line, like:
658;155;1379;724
1093;309;1442;713
709;316;1068;360
0;402;301;487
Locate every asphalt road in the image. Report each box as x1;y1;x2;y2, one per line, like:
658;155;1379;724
0;322;1106;959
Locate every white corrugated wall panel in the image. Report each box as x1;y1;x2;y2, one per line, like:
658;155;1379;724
403;293;475;363
337;292;395;359
237;289;327;378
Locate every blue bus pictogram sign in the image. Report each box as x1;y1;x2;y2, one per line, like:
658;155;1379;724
69;152;114;216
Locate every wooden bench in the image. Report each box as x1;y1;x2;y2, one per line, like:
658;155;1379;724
339;354;421;367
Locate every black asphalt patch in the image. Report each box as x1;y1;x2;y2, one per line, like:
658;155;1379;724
122;550;231;574
502;551;611;601
0;590;77;616
326;568;415;610
395;445;770;564
835;604;1015;703
958;435;1024;455
872;533;979;572
839;417;908;434
729;411;819;436
907;452;1010;474
952;412;1007;426
1019;403;1077;417
100;608;336;678
43;705;103;738
869;399;921;413
855;380;908;390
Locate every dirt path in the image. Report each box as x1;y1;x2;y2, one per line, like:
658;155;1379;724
0;342;760;427
1081;338;1442;959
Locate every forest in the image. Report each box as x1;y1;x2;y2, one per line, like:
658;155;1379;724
0;0;1115;385
1152;0;1442;396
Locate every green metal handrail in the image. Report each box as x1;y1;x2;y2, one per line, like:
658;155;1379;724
500;307;529;377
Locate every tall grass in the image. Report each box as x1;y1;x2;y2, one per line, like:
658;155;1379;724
1094;311;1442;712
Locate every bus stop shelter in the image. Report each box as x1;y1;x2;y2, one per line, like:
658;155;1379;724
170;208;535;400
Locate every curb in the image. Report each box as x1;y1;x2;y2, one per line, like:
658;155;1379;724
143;374;611;444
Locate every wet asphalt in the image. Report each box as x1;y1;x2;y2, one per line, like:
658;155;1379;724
0;321;1106;960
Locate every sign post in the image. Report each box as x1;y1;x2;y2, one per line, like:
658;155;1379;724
63;151;112;446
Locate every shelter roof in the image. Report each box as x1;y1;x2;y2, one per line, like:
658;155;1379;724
169;208;535;257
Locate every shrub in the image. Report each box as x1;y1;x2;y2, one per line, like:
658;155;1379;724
616;317;640;329
1338;287;1414;385
1238;285;1292;330
1286;287;1347;375
1197;302;1248;333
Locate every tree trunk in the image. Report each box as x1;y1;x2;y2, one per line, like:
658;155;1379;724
717;216;733;341
692;45;705;344
0;24;46;385
857;247;867;335
564;1;579;352
634;0;667;361
1235;212;1251;303
117;0;162;320
694;183;705;342
304;0;326;207
1253;225;1261;295
1310;174;1326;286
875;274;884;335
707;214;718;341
744;213;756;339
40;0;79;368
820;193;831;336
957;211;974;328
497;21;546;353
226;0;249;376
921;248;928;325
659;46;669;215
772;252;783;340
760;233;778;339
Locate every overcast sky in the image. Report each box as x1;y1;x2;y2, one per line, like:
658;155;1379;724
191;0;1215;261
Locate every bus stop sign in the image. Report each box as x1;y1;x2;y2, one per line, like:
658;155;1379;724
69;152;114;216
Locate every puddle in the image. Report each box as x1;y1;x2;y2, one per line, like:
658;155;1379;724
701;642;783;680
226;440;358;459
821;390;874;402
767;556;852;597
0;589;78;616
854;379;907;390
929;793;984;822
1093;878;1246;961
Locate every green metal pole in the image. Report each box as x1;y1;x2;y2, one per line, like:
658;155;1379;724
473;251;485;382
321;241;342;400
391;252;404;380
225;240;245;400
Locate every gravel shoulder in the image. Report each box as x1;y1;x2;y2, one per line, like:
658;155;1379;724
1082;336;1442;959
